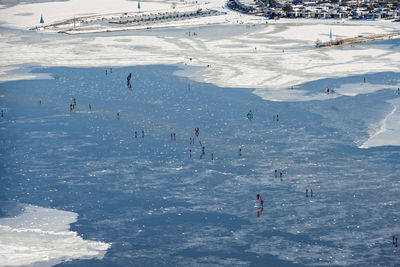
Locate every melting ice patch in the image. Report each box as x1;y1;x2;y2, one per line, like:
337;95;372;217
0;204;110;267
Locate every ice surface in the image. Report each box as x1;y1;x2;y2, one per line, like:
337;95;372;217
0;203;110;267
0;1;399;266
0;2;399;151
0;66;399;266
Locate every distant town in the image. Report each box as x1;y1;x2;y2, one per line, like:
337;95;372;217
227;0;400;20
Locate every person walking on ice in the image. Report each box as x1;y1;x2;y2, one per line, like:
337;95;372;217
247;110;253;120
257;194;264;207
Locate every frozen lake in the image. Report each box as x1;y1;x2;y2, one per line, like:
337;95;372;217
0;65;400;266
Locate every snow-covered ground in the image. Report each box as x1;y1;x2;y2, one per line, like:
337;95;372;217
0;0;399;88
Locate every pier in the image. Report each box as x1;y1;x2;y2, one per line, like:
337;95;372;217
316;32;400;48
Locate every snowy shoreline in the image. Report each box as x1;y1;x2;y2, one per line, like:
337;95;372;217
32;8;226;34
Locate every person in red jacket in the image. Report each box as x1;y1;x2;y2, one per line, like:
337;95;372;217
257;194;264;207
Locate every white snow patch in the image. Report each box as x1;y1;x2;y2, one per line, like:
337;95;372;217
0;204;111;267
